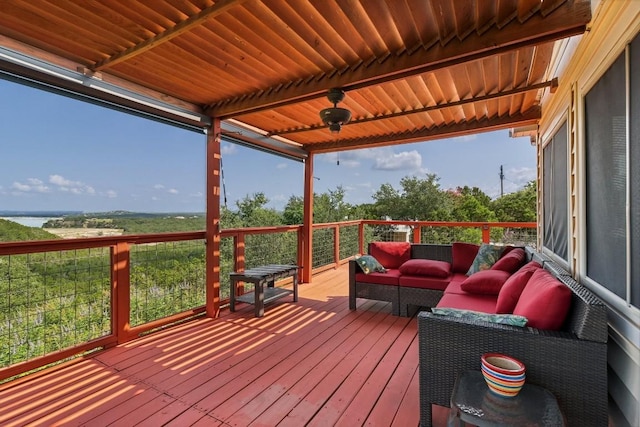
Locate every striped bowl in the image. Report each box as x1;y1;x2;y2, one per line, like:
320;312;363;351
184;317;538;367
481;353;526;397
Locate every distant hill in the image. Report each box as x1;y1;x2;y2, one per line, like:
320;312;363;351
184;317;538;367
0;210;81;217
0;219;61;242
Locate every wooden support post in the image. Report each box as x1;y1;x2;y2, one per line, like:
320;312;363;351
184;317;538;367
302;153;314;283
334;225;340;266
112;241;131;343
205;119;221;318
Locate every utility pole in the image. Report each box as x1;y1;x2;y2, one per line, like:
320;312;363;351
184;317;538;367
499;165;505;197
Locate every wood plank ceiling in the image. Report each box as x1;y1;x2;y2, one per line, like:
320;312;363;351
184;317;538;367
0;0;591;156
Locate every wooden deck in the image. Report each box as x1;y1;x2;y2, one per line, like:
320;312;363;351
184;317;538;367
0;264;449;427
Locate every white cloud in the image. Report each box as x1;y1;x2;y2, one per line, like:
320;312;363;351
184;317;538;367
189;191;203;198
106;190;117;198
507;166;536;186
11;180;49;193
374;150;422;171
48;174;94;195
49;174;76;186
154;184;165;189
276;163;287;170
221;143;237;155
453;135;478;142
168;188;179;194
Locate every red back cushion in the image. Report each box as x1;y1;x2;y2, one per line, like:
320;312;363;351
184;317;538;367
491;248;526;274
451;242;480;274
399;259;451;278
495;261;541;313
369;242;411;269
460;270;510;295
513;268;572;330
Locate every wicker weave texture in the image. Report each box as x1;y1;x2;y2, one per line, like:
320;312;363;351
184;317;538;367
418;302;608;426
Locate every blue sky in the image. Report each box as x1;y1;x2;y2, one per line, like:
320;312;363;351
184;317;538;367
0;79;536;213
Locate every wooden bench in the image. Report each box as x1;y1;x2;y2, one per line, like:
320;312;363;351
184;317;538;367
229;264;299;317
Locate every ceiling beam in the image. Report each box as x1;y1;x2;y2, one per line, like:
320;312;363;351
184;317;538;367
208;0;589;118
306;107;542;154
91;0;247;71
269;79;557;136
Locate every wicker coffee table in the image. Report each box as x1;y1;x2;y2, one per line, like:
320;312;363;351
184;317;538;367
449;370;564;426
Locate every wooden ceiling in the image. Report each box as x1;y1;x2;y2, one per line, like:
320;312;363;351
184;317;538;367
0;0;590;157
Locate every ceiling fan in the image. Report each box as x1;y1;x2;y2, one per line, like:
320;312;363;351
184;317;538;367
319;88;351;134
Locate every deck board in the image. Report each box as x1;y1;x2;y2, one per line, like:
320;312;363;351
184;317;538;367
0;265;451;427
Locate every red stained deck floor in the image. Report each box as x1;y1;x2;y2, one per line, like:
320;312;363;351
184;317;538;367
0;265;450;427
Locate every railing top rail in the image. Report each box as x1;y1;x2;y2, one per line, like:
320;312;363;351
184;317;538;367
221;225;301;237
361;220;537;228
0;231;206;255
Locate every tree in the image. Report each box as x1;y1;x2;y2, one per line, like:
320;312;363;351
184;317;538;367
372;174;451;221
491;181;537;222
234;193;282;227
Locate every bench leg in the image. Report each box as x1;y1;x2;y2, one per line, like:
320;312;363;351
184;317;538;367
230;278;237;312
255;280;264;317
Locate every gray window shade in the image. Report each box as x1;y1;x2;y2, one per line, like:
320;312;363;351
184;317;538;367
543;143;553;249
584;54;627;300
542;122;568;260
631;35;640;308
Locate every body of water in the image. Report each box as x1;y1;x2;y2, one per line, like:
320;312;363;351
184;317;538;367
0;217;59;228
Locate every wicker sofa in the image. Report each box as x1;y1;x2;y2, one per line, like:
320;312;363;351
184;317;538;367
417;247;608;427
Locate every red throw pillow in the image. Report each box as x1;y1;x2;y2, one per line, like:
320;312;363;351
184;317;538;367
451;242;480;274
491;248;526;274
495;261;541;313
513;268;572;330
369;242;411;269
460;270;511;295
399;259;451;278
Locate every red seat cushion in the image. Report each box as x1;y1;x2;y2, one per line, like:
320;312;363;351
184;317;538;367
495;261;541;313
369;242;411;269
442;274;471;295
460;270;511;295
398;275;450;290
436;292;497;313
451;242;480;274
513;268;572;330
355;269;401;286
399;259;451;278
491;248;526;274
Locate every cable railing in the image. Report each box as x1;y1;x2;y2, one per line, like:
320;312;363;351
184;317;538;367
0;219;535;382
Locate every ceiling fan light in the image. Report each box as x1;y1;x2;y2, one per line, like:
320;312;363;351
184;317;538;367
320;107;351;125
328;122;342;134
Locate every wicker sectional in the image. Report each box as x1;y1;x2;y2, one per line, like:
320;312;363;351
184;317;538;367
349;243;608;426
417;248;608;427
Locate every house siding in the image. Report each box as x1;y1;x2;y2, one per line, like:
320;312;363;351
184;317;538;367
539;1;640;426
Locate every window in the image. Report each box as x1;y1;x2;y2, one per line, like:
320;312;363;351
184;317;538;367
543;121;568;261
584;31;639;308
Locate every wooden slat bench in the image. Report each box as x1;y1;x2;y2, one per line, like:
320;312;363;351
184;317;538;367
229;264;299;317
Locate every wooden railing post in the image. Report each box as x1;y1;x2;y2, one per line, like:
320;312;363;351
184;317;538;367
112;241;131;343
334;225;340;266
413;225;421;243
482;224;491;243
358;221;365;254
234;232;246;296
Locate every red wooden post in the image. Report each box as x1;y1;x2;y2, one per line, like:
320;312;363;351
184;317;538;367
413;225;421;243
334;225;340;265
302;154;314;283
205;119;221;318
112;241;131;343
235;232;245;295
482;224;491;243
